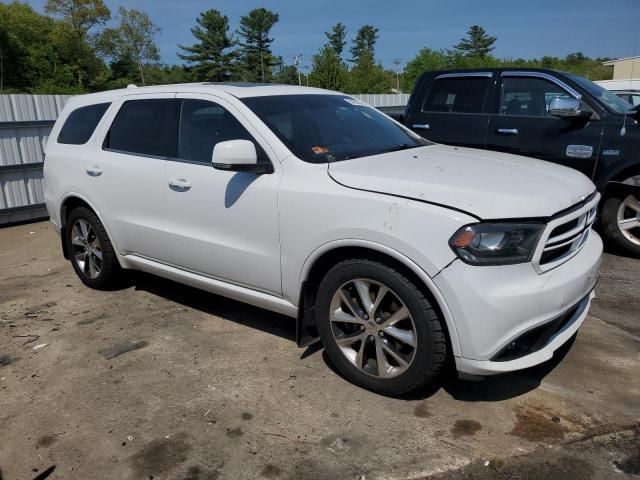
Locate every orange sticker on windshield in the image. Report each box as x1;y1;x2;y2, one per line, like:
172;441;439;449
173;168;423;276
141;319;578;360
312;146;329;154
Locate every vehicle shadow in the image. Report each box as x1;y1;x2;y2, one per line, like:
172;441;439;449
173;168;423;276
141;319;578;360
321;334;577;402
129;271;296;342
128;271;576;403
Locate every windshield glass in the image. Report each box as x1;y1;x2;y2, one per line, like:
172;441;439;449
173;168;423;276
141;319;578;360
566;74;634;114
241;94;430;163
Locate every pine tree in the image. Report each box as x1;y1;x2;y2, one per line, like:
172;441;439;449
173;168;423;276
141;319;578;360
236;8;279;82
325;22;346;57
349;25;378;63
178;9;236;82
309;45;347;90
454;25;496;59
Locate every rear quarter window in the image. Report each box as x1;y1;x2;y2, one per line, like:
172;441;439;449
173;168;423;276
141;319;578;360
57;103;111;145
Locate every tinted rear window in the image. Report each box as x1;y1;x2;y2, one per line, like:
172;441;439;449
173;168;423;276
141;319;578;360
422;77;490;114
57;103;110;145
105;99;180;158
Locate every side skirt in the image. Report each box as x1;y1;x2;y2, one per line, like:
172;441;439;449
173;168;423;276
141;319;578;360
121;254;298;319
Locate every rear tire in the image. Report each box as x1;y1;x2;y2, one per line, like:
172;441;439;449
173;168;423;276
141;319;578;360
315;258;447;396
600;193;640;257
65;207;122;290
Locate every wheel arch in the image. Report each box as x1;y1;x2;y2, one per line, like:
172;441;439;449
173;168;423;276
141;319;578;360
296;240;461;357
58;193;118;260
602;163;640;197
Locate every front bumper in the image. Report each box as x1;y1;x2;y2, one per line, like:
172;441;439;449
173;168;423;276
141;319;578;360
433;230;602;376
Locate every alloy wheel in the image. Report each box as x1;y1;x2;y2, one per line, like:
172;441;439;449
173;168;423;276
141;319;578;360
617;194;640;246
329;278;417;378
70;219;103;278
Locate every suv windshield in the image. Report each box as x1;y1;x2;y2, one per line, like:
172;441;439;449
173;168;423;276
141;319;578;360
241;94;429;163
566;74;634;114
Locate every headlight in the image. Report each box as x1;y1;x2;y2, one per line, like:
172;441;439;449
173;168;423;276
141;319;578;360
449;222;545;265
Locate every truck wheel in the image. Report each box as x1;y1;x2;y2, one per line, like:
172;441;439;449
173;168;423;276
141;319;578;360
65;207;123;289
600;193;640;257
315;258;447;396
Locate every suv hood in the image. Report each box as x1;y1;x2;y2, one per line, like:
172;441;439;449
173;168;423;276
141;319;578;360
327;144;595;219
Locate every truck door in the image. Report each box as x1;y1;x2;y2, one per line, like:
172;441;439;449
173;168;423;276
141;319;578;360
405;72;494;149
486;71;605;177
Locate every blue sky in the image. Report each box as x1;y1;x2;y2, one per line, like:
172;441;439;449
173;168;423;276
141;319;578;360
24;0;640;69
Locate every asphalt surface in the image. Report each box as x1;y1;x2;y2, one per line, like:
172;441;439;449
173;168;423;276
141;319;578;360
0;222;638;480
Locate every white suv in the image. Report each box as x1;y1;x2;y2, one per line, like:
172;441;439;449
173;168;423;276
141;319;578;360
44;83;602;395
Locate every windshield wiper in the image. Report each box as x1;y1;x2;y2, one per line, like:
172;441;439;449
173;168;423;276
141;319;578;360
377;143;421;154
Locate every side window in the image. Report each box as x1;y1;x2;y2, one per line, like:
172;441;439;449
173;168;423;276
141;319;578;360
57;103;110;145
178;99;257;164
500;77;571;117
105;99;180;158
422;77;490;114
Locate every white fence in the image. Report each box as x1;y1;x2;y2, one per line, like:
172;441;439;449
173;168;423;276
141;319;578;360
351;94;410;107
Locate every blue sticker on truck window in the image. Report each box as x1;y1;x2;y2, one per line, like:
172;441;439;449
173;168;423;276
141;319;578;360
566;145;593;159
602;149;620;156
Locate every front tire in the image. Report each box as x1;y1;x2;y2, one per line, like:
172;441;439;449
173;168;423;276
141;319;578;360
315;258;447;396
65;207;122;289
600;193;640;257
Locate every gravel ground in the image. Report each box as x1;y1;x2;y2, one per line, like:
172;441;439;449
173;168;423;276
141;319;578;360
0;221;638;480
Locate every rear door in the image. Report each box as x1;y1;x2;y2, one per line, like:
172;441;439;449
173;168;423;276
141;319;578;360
405;72;494;149
90;93;179;260
486;72;605;177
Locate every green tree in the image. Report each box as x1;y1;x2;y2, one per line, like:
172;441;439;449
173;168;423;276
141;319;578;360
402;48;451;91
349;25;378;63
97;6;161;85
178;9;236;82
44;0;110;36
325;22;346;57
236;8;279;82
345;50;389;93
454;25;496;58
309;45;347;90
273;56;299;85
0;1;104;93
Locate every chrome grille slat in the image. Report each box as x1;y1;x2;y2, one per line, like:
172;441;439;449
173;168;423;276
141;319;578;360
534;194;600;273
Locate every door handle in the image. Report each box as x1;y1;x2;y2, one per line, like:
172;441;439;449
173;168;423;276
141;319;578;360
412;123;430;130
86;166;103;176
168;178;192;191
496;128;519;135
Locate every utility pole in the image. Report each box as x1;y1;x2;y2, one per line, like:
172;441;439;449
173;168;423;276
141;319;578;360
293;54;303;86
0;45;3;94
393;58;402;93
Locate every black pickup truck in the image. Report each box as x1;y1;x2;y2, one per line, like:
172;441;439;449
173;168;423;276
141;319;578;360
388;68;640;256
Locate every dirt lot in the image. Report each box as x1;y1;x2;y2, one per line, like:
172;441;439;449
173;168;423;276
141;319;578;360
0;221;638;480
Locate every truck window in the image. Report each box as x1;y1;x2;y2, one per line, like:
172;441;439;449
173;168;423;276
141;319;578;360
500;77;571;117
57;103;111;145
104;99;181;158
422;77;490;114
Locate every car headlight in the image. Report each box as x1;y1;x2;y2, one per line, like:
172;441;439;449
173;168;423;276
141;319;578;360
449;222;545;266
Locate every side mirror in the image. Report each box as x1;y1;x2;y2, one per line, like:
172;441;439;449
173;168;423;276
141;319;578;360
548;96;583;118
212;140;272;174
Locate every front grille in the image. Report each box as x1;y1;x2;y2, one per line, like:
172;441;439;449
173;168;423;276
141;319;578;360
535;194;599;271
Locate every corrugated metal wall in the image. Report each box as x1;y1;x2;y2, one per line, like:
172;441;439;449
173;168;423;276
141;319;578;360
351;93;410;107
0;94;72;225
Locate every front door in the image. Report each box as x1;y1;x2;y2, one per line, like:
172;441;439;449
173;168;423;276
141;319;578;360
486;72;605;177
405;72;494;149
162;94;282;296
